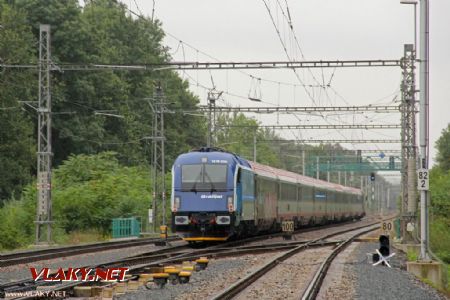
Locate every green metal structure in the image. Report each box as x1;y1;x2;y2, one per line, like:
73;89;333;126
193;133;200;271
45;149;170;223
112;217;141;239
304;154;401;177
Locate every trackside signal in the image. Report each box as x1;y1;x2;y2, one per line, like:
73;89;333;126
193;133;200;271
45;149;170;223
372;235;395;267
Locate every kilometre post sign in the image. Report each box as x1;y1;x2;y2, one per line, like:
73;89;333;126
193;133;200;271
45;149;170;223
417;169;429;191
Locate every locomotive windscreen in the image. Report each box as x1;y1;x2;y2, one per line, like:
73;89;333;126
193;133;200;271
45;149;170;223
181;164;228;191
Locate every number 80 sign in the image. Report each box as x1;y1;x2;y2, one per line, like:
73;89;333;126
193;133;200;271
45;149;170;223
381;221;394;235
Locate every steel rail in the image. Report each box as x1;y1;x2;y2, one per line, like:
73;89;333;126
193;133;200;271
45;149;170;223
0;243;189;299
210;222;382;300
1;220;364;298
0;236;180;267
4;217;387;299
301;226;379;300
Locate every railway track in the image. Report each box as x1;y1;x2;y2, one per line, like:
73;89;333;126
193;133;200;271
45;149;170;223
300;229;371;300
210;220;385;300
0;218;360;270
0;236;180;267
1;217;389;299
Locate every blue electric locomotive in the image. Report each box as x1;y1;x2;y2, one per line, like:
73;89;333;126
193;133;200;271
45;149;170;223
171;147;364;242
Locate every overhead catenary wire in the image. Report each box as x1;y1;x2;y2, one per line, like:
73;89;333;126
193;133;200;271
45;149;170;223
10;2;403;154
260;0;362;148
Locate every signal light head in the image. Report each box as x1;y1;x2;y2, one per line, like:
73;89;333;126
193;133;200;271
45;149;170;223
379;234;390;258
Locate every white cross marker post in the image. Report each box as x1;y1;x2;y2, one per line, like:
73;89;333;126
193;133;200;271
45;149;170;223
372;249;396;268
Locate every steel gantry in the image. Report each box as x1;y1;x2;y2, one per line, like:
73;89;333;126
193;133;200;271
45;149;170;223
1;59;401;71
400;44;418;241
216;124;401;130
36;25;53;245
196;105;401;114
255;139;401;144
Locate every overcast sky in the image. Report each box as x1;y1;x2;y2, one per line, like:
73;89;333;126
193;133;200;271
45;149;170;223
122;0;449;168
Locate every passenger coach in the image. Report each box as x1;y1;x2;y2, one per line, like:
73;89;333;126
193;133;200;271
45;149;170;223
171;147;364;242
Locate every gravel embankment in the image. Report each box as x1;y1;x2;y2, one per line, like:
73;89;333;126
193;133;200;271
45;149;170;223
116;253;275;300
0;241;186;284
234;246;333;300
351;242;448;300
239;217;383;249
318;238;448;300
317;242;359;300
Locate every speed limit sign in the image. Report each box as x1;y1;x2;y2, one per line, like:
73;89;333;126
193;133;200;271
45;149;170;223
381;221;394;235
282;220;294;232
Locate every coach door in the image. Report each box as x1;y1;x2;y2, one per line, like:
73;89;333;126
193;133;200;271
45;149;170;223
240;169;255;221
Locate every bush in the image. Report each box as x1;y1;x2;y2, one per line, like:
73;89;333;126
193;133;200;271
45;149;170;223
430;217;450;263
0;199;32;250
0;152;158;250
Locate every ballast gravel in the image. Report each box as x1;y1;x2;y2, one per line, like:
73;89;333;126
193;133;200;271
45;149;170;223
234;246;334;300
116;253;275;300
351;242;447;300
0;241;186;284
316;242;358;300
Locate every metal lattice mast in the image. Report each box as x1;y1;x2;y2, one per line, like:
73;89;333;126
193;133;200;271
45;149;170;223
400;44;417;241
207;90;222;147
151;83;167;231
36;25;52;244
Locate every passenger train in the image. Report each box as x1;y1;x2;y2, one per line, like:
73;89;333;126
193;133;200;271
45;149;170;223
171;147;365;242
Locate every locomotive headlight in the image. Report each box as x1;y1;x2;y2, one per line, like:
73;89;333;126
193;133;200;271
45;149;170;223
227;196;234;212
174;196;181;212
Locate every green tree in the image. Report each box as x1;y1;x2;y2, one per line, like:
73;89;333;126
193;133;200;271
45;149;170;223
215;112;281;166
429;124;450;263
0;1;36;203
50;152;152;234
0;152;159;249
429;167;450;263
13;0;206;167
435;123;450;171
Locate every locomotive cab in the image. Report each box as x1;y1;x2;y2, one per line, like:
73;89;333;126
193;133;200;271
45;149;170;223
171;148;249;242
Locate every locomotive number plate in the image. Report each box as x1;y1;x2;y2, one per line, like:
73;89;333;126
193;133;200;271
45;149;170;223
282;220;294;232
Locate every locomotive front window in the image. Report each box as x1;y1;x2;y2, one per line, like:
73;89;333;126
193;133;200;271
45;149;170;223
182;165;203;187
181;164;228;191
204;165;227;183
